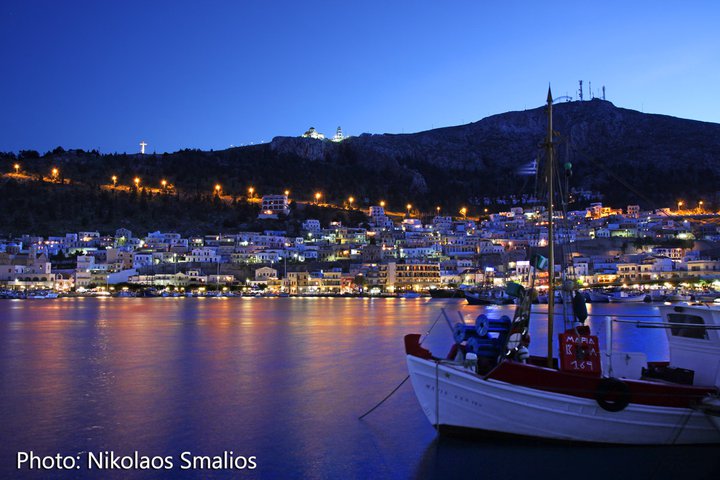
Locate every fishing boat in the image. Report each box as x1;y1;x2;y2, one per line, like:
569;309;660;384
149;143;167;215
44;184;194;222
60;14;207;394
585;289;610;303
404;89;720;444
405;302;720;444
607;291;647;303
401;292;422;299
696;291;720;303
465;288;514;305
649;289;668;302
665;290;692;303
25;291;59;299
429;288;464;299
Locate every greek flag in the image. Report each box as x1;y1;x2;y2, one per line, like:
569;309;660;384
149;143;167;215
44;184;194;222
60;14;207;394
517;159;537;176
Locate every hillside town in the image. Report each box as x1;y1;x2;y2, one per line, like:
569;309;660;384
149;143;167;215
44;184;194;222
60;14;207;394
2;194;720;297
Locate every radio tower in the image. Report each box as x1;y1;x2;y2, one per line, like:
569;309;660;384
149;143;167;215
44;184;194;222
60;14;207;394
578;80;583;101
602;85;606;100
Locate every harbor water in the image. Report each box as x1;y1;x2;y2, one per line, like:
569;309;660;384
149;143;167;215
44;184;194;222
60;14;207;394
1;298;718;479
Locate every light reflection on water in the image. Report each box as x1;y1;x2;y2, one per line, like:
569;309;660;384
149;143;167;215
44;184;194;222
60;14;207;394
0;298;717;479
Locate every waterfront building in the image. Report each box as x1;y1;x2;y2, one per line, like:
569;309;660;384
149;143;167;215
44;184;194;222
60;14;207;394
386;261;441;292
0;251;56;290
285;271;310;294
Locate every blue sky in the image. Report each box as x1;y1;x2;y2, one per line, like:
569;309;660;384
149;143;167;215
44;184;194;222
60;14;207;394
1;0;718;153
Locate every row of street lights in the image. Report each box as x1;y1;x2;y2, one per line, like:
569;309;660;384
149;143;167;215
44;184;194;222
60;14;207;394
677;200;705;213
11;164;60;180
109;176;263;199
23;165;478;217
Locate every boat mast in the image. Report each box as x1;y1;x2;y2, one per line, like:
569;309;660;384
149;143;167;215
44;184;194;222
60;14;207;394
546;87;555;368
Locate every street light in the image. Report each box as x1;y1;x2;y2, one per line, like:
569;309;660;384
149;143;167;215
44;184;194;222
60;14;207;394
406;203;412;216
51;168;59;182
348;196;354;208
380;200;386;208
436;206;441;215
248;186;255;200
14;163;20;174
460;207;467;219
134;177;140;188
699;200;704;213
215;184;222;195
315;192;322;204
161;179;167;190
677;201;683;212
284;189;290;197
111;175;117;186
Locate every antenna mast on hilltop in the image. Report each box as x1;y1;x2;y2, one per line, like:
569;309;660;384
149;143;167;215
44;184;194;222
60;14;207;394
578;80;583;101
589;81;593;99
602;85;606;100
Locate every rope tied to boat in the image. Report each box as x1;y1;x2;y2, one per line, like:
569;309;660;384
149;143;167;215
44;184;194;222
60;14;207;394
358;310;446;420
435;360;440;430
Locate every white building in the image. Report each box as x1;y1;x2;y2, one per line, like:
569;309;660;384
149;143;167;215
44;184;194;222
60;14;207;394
302;219;321;233
302;127;325;140
258;195;290;219
188;247;221;263
331;126;345;142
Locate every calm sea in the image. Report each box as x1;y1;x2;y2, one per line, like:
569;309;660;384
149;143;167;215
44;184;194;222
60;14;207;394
0;298;718;479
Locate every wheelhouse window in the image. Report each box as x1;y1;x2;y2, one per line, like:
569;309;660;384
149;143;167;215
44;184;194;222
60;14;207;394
668;313;709;340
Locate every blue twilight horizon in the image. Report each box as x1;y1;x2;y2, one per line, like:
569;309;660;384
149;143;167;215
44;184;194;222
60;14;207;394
1;0;718;154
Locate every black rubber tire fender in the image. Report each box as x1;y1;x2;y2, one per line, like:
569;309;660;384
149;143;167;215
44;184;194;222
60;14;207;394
595;377;631;412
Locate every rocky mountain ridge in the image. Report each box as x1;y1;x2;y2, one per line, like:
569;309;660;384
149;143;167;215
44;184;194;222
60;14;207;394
270;99;720;205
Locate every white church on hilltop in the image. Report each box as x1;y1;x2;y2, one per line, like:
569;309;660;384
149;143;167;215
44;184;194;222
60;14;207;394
301;126;347;142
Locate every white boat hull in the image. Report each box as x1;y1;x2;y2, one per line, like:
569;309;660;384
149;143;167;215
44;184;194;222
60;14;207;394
608;294;647;303
587;291;610;303
407;355;720;444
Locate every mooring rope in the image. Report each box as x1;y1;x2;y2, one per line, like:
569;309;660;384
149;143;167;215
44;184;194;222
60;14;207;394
358;375;410;420
435;361;440;430
358;309;447;420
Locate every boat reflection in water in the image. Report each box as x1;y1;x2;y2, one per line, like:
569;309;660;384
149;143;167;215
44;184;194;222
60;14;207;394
413;434;720;480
